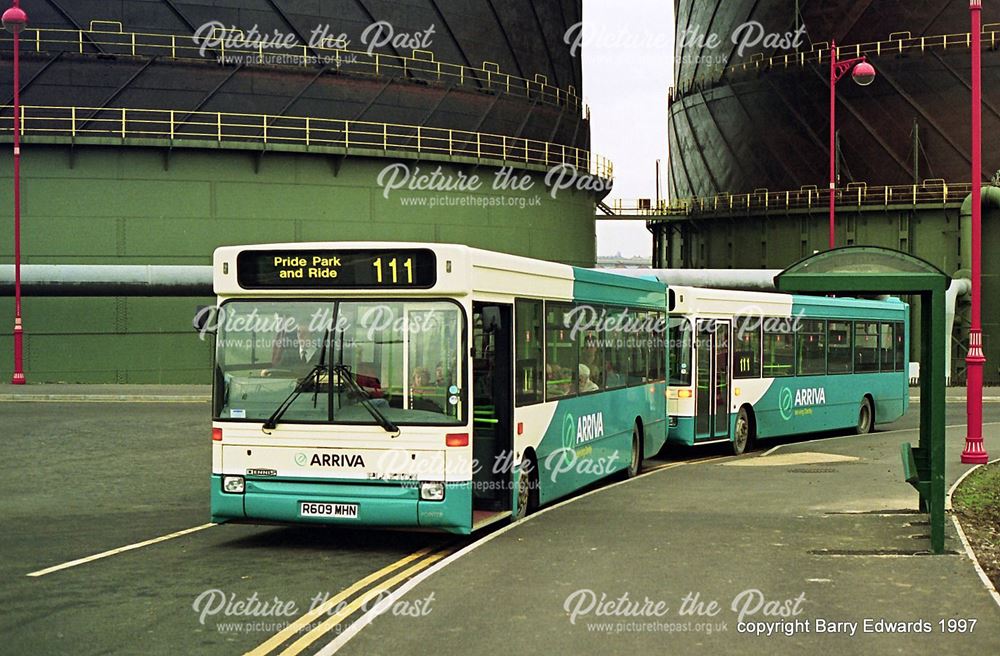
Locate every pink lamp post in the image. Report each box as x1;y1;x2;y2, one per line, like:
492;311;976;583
2;0;25;384
828;41;876;249
963;0;989;464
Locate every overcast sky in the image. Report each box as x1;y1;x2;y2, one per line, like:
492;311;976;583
583;0;674;258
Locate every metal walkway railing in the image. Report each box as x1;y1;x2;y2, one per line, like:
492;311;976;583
605;181;971;220
671;25;1000;101
0;104;613;179
0;22;581;111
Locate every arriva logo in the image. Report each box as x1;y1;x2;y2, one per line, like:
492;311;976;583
778;388;794;421
576;412;605;445
779;387;827;421
562;413;577;450
561;412;605;448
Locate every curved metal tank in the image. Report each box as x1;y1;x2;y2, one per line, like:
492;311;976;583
0;0;588;150
669;0;991;198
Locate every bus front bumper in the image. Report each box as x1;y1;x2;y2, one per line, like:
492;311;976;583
210;475;473;534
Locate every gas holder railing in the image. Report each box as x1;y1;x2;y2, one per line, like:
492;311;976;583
0;104;614;179
0;21;581;112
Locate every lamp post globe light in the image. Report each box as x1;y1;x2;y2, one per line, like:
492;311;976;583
829;42;876;250
3;0;26;384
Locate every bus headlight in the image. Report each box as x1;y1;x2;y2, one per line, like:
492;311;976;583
223;476;245;494
420;482;445;501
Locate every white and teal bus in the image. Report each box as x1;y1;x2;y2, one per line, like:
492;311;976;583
667;286;909;454
209;243;668;534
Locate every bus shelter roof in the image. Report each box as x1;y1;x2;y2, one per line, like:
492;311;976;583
773;246;950;295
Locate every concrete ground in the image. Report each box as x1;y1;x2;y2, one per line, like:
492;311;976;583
335;425;1000;656
1;387;998;655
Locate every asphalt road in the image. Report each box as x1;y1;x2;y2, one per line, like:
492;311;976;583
2;399;997;655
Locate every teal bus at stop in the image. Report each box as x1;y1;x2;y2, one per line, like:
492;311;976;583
209;243;668;534
667;286;910;454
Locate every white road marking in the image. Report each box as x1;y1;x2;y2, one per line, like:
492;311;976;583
761;422;1000;457
316;457;713;655
27;523;216;577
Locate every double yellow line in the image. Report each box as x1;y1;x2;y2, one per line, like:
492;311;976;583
245;544;454;656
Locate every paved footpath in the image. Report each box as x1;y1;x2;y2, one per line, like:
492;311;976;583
330;424;1000;656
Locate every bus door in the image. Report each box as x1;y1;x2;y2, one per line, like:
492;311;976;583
471;303;513;520
695;319;731;441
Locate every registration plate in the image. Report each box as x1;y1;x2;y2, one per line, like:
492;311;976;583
300;502;359;519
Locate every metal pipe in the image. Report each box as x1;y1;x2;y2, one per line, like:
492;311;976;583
613;269;782;291
959;186;1000;276
0;265;213;296
945;278;973;385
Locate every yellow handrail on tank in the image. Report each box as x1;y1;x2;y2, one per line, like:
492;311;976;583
674;26;1000;98
0;26;581;111
0;104;613;180
604;179;973;219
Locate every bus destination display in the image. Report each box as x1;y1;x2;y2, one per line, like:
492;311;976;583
237;249;437;289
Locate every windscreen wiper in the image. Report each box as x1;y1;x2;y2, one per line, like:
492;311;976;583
333;364;399;435
261;363;326;431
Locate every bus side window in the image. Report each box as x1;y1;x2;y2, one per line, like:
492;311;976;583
734;317;761;378
579;325;605;391
855;322;880;373
796;319;827;376
879;323;894;372
828;321;853;373
763;321;794;378
648;311;667;382
604;308;627;389
627;310;647;385
546;303;576;400
515;299;544;406
893;322;906;372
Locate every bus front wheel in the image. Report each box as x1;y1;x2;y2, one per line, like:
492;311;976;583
625;425;642;479
733;407;754;456
514;455;537;520
855;397;875;435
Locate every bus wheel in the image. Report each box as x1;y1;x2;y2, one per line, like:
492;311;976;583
514;456;536;520
733;407;753;456
626;425;642;479
855;397;874;435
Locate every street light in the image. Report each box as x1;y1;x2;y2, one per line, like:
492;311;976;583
962;0;988;464
829;41;876;249
2;0;26;384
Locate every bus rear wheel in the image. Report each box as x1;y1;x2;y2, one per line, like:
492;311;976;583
733;407;754;456
855;397;875;435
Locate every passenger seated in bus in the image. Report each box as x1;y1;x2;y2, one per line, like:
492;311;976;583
604;362;624;388
578;364;599;393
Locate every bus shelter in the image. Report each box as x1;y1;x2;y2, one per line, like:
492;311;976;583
774;246;949;554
